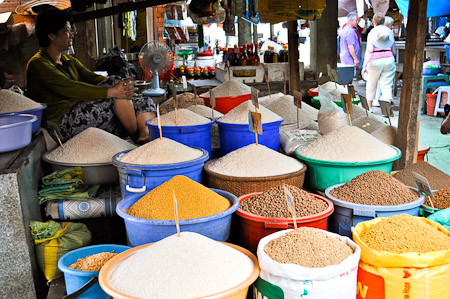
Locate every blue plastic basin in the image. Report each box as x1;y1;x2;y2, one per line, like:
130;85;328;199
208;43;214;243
58;244;130;299
146;118;214;157
116;188;239;246
0;114;37;153
325;184;424;238
112;148;209;198
0;104;47;133
216;117;284;155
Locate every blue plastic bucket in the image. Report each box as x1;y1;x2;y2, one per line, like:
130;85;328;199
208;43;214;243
146;118;214;157
57;244;130;299
112;148;209;198
0;104;47;133
116;188;239;246
324;184;424;238
216;117;284;155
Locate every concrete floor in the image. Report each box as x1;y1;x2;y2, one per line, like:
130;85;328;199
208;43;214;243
353;79;450;175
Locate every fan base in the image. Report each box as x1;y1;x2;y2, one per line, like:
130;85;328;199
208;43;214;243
142;88;166;97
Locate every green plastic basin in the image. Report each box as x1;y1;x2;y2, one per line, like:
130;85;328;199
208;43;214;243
311;95;360;109
294;145;402;191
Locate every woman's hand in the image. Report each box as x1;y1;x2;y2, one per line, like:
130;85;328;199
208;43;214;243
107;77;136;100
362;67;367;75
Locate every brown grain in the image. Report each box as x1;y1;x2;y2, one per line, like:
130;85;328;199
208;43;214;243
393;161;450;190
360;214;450;254
424;187;450;209
160;93;204;114
264;227;353;268
69;252;117;271
330;170;419;205
239;185;328;218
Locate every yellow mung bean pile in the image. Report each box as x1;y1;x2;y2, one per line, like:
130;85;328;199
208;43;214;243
264;227;354;268
126;176;231;220
360;214;450;254
69;252;117;271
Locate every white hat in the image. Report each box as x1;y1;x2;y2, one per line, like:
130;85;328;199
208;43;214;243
372;25;394;49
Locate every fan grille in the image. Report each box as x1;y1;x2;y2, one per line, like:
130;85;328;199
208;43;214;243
139;41;173;74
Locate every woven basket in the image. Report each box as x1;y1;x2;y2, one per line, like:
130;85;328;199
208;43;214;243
204;160;307;197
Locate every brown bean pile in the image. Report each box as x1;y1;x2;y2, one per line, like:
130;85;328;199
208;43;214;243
69;252;117;271
393;161;450;190
264;227;354;268
330;170;418;205
424;187;450;209
360;214;450;254
239;185;328;218
160;93;204;114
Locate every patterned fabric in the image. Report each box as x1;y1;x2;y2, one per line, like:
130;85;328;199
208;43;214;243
58;76;156;141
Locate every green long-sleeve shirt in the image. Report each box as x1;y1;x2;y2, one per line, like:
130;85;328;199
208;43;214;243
26;49;109;125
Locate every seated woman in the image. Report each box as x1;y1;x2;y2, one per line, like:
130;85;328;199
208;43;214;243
26;8;156;143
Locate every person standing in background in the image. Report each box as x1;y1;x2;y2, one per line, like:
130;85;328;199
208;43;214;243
362;13;396;111
340;12;361;67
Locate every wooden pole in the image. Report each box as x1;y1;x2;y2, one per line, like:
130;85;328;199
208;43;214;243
394;0;428;170
287;21;300;95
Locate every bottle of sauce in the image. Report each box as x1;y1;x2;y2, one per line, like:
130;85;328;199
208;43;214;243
186;68;195;80
231;45;240;66
209;66;216;79
241;45;248;66
179;66;185;78
202;67;210;79
194;67;202;80
253;43;260;66
264;46;275;63
279;44;288;62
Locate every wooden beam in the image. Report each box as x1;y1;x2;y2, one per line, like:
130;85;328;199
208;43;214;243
394;0;428;170
72;0;175;23
287;20;300;93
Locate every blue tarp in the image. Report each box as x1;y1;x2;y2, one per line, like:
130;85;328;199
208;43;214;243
395;0;450;17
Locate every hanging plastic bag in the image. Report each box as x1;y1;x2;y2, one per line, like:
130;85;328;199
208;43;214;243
30;221;91;281
428;208;450;231
317;85;348;134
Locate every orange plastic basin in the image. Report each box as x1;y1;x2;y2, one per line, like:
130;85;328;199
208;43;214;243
417;143;430;162
200;93;251;114
236;192;334;253
99;242;260;299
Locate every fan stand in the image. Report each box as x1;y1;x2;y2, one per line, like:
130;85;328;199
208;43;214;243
142;72;166;96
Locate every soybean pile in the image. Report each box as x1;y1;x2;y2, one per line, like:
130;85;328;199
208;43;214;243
108;232;254;299
264;227;353;268
393;161;450;191
240;185;328;218
148;108;210;126
360;214;450;254
45;127;135;164
330;170;418;206
69;252;117;271
118;137;203;165
425;187;450;209
126;176;231;220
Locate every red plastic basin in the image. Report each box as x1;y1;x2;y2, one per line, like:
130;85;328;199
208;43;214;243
236;192;334;254
308;87;318;97
200;93;251;114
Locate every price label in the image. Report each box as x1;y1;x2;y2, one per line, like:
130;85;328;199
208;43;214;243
251;87;259;109
341;94;353;115
348;85;356;98
210;89;216;107
248;111;262;134
293;90;302;108
331;69;338;83
359;94;370;111
182;76;187;90
380;101;394;118
173;190;181;237
283;184;297;229
412;171;435;198
171;84;178;107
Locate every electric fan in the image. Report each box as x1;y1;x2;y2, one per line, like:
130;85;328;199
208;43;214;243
139;41;173;96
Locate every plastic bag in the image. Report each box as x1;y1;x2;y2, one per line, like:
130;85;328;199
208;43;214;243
317;85;348;134
256;229;361;298
31;221;91;281
280;129;320;155
428;208;450;231
353;217;450;299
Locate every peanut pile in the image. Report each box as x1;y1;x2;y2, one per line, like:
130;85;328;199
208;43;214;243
330;170;418;205
264;227;353;268
239;185;328;218
69;252;117;271
424;187;450;209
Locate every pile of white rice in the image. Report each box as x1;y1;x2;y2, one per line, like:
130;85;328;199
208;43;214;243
264;95;318;123
0;90;42;113
218;100;283;124
148;109;210;126
313;82;348;102
108;232;254;299
202;80;251;97
186;104;224;119
208;144;304;177
45;127;135;164
296;126;398;162
118;137;204;165
259;92;285;106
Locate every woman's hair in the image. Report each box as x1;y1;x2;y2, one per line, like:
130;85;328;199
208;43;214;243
384;16;394;28
373;13;385;26
35;8;72;47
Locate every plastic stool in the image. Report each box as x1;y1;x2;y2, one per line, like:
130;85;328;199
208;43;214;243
434;86;450;116
421;74;450;111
